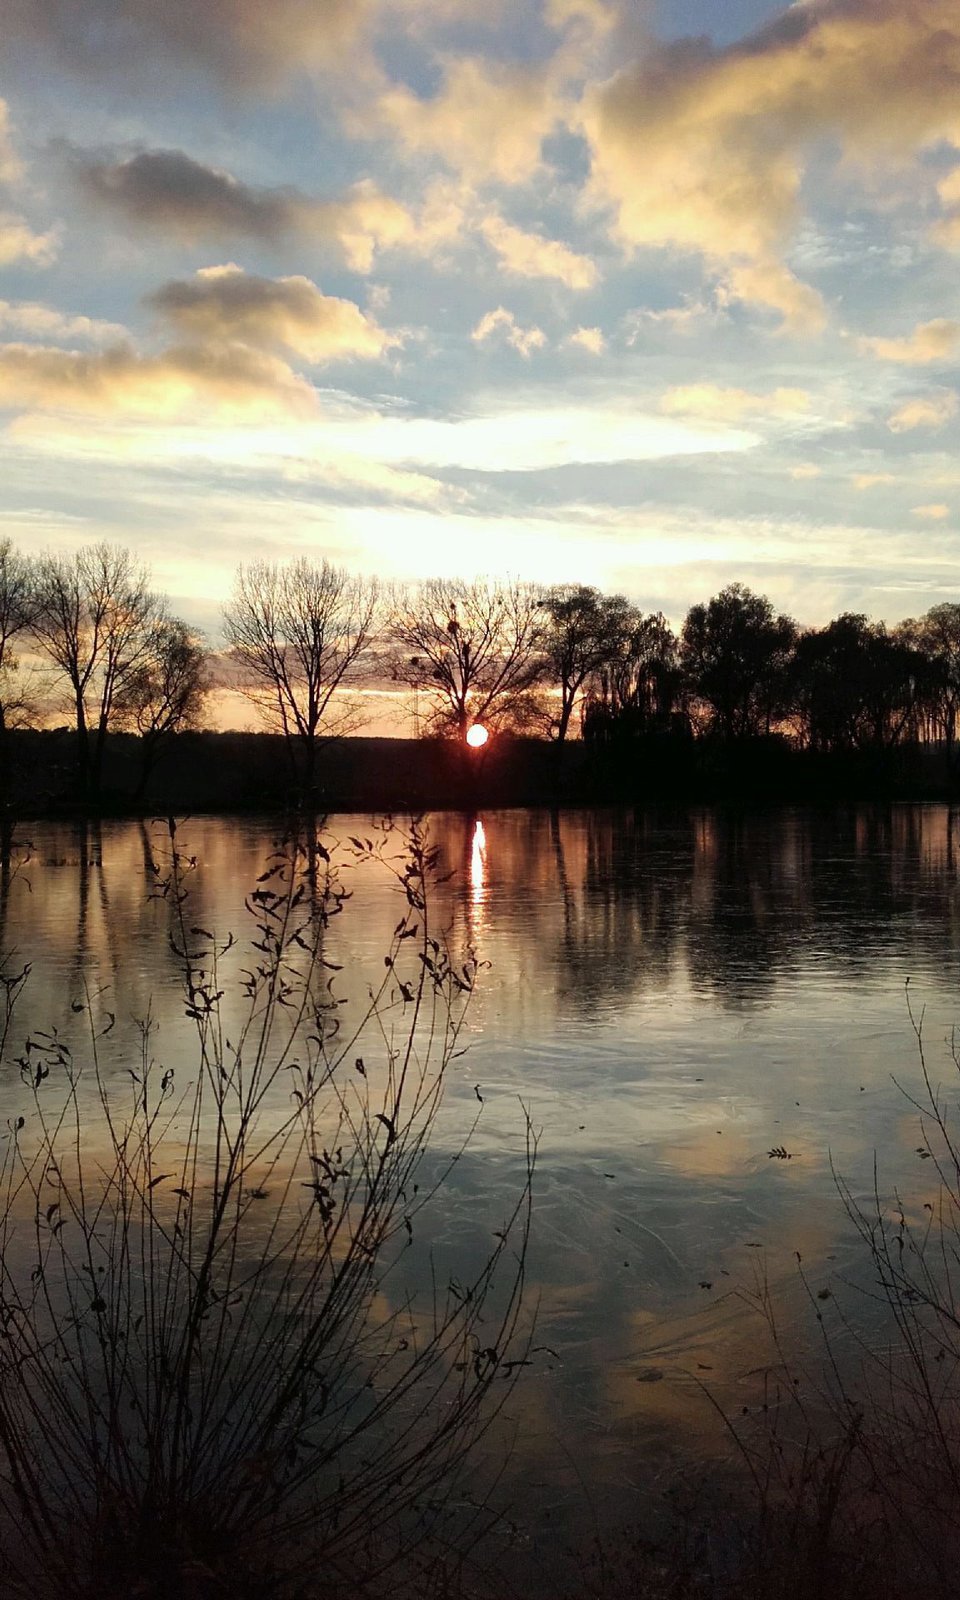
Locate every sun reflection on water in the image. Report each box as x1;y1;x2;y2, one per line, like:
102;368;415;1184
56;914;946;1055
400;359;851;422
470;818;487;904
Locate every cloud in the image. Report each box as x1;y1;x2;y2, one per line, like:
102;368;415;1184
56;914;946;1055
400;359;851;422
853;472;896;489
0;340;317;419
0;0;372;89
887;390;959;432
147;265;398;362
858;318;960;363
0;101;22;186
716;260;826;334
479;212;597;288
660;384;810;422
471;306;546;358
935;166;960;245
0;213;59;267
0;267;397;424
789;462;821;480
74;148;416;269
310;397;758;473
545;0;616;33
940;168;960;207
912;503;950;519
0;300;126;342
935;215;960;248
581;0;960;330
0;99;59;268
356;57;562;184
567;326;605;354
623;299;714;341
316;181;421;272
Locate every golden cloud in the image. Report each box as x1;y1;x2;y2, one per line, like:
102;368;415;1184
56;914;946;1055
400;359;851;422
479;211;597;288
935;215;960;248
0;299;126;343
887;390;959;432
581;0;960;329
660;383;810;421
567;326;605;354
853;472;896;489
0;265;400;427
75;149;416;269
357;56;562;183
716;260;825;334
858;318;960;363
935;166;960;245
147;265;398;362
0;213;60;268
0;340;317;419
471;306;547;358
320;180;421;271
911;502;951;520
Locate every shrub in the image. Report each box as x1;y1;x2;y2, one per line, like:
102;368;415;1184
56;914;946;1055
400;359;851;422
0;819;532;1600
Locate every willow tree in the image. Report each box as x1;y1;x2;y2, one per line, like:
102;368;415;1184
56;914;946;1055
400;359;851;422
540;585;636;744
898;603;960;770
31;543;163;798
682;584;797;740
223;558;381;792
389;578;546;739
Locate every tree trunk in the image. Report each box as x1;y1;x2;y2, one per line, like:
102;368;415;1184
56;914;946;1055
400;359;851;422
133;733;160;805
303;731;317;799
75;692;91;799
556;692;573;745
90;713;111;800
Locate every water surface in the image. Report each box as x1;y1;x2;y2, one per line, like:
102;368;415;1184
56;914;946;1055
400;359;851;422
3;805;959;1572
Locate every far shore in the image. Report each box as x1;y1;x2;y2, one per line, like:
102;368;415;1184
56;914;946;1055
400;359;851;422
2;727;958;822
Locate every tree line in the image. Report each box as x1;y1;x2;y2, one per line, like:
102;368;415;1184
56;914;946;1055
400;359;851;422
3;536;960;799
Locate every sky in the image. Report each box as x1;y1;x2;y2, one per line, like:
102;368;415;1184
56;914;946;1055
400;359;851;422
1;0;960;644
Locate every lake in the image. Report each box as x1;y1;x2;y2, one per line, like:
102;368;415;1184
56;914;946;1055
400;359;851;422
2;805;959;1585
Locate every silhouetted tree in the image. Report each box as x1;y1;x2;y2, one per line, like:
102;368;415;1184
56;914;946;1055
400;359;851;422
597;610;682;721
681;584;797;740
117;618;210;799
223;558;381;792
389;578;546;738
32;543;162;798
0;540;41;811
0;539;39;739
581;609;684;744
792;613;924;753
897;604;960;770
540;585;633;743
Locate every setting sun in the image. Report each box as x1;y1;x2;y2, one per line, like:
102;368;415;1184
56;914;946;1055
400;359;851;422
466;723;489;748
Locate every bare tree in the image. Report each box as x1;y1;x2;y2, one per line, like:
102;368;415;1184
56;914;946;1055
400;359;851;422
116;617;210;799
223;558;381;792
0;540;40;739
31;543;162;797
390;578;547;739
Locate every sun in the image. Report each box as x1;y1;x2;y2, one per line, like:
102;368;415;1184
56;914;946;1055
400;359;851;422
465;723;489;748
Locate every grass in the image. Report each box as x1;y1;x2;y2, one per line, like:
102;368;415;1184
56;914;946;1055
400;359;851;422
0;819;533;1600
